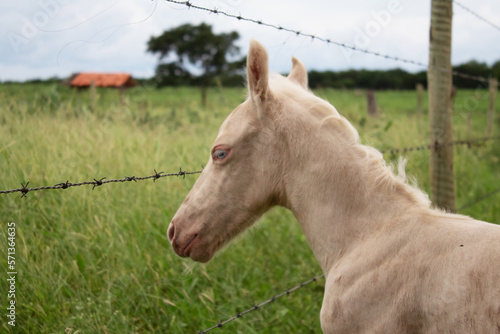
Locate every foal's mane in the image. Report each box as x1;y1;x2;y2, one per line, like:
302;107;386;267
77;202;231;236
269;74;431;208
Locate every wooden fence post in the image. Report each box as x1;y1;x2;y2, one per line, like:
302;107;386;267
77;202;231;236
428;0;455;211
487;78;497;136
416;83;424;116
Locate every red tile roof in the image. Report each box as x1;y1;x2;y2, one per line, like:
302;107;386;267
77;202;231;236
70;73;136;88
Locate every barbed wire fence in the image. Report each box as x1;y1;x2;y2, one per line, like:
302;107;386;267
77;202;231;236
1;135;498;199
162;0;500;86
0;168;202;197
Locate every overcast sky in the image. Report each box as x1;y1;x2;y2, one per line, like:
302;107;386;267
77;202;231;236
1;0;499;81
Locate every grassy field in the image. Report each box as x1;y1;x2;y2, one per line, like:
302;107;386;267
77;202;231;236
0;82;499;333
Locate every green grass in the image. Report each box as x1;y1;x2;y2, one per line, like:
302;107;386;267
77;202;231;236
0;83;499;333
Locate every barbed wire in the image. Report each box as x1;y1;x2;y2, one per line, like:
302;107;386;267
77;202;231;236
163;0;498;86
197;274;324;334
453;0;500;33
455;186;500;213
1;136;498;197
0;168;203;198
379;135;500;155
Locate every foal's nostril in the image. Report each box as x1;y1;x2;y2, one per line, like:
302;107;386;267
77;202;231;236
168;223;175;242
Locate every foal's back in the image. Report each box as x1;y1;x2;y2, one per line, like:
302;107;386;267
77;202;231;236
419;212;500;332
322;210;500;333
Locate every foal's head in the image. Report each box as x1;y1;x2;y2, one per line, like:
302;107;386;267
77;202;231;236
168;40;310;262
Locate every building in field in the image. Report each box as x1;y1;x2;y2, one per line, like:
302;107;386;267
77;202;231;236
68;72;136;106
69;73;136;89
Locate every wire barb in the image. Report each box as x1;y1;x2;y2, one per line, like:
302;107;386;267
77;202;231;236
55;180;72;189
177;167;186;179
125;176;137;182
153;169;164;182
20;182;30;198
92;177;106;190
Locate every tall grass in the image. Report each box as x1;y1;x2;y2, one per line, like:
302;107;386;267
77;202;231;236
0;83;498;333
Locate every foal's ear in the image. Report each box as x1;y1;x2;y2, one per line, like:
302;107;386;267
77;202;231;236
247;39;269;103
288;57;308;89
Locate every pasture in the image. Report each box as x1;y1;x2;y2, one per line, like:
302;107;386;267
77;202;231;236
1;82;499;333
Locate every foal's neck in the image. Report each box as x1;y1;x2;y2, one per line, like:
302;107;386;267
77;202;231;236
281;119;418;275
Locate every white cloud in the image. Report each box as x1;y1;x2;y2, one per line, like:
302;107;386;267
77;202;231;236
0;0;499;81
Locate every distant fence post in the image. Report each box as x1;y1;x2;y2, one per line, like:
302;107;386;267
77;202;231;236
428;0;455;211
416;83;424;116
366;89;378;117
90;79;96;111
119;87;125;107
467;114;471;138
487;78;497;136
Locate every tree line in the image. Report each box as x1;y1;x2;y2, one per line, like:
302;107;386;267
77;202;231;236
307;59;500;90
134;60;500;90
6;23;499;93
145;23;499;91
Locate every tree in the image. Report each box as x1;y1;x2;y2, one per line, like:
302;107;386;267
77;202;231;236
491;60;500;82
147;23;244;106
453;60;491;88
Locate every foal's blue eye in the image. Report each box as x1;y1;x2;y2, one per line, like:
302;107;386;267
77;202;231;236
213;149;228;161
